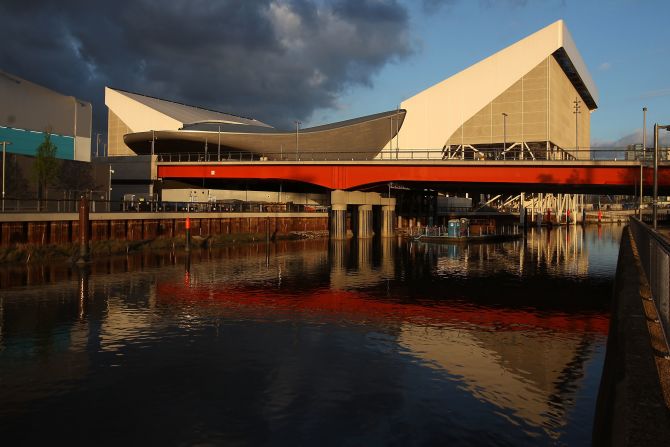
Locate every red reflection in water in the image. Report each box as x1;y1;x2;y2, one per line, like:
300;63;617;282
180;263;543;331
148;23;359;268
157;282;609;335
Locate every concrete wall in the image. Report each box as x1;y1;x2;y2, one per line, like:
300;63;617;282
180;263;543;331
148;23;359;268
107;109;135;156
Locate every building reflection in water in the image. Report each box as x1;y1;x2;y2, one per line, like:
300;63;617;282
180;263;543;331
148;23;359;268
0;225;621;443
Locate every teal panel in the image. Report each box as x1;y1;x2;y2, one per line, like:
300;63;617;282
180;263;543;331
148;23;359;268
0;126;75;160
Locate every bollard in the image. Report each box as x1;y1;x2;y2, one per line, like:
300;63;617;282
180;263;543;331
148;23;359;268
185;216;191;252
77;196;90;264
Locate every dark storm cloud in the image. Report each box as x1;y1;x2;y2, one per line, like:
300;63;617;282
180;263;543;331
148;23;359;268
0;0;412;131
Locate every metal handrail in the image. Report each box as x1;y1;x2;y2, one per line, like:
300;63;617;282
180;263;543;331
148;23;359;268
0;198;329;214
629;217;670;358
154;147;665;163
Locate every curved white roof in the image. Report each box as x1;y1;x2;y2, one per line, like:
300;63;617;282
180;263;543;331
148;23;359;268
105;87;271;134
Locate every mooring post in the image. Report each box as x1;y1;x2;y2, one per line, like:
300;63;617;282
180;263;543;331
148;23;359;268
185;216;191;252
77;195;90;263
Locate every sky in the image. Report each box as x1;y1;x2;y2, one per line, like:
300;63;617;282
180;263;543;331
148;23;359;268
1;0;668;147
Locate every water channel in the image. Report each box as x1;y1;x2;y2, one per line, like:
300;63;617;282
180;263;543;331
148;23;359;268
0;225;623;445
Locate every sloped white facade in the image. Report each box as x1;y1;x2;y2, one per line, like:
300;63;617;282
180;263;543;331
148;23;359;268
394;20;598;152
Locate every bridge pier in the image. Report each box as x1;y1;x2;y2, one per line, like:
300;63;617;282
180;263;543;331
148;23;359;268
330;204;347;240
381;205;395;237
329;190;395;240
357;205;373;239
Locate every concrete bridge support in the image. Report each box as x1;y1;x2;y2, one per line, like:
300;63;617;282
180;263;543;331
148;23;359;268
330;204;347;240
381;205;395;237
329;190;395;240
357;205;373;239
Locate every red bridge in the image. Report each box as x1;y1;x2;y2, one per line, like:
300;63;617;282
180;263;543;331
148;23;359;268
157;160;670;193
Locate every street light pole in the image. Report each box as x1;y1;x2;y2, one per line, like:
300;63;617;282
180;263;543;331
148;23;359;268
73;97;78;160
654;124;659;229
1;141;11;212
108;165;115;212
641;107;647;218
294;120;301;161
573;97;581;156
502;113;508;160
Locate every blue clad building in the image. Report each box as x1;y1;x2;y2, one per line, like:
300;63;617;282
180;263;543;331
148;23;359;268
0;70;91;161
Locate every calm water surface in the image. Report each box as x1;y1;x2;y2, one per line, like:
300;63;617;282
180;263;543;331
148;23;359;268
0;225;623;446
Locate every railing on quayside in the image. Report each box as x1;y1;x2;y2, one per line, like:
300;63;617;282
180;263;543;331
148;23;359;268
0;198;329;214
628;217;670;359
155;147;666;163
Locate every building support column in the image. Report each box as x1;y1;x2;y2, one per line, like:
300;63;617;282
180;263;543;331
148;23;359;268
330;204;347;240
357;205;373;239
381;205;395;237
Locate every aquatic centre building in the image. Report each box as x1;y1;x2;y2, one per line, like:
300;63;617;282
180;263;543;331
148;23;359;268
106;20;597;162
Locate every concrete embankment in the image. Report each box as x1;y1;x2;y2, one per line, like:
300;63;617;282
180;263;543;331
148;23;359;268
593;226;670;446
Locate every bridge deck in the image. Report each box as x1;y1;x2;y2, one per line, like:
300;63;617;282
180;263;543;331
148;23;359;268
157;160;670;193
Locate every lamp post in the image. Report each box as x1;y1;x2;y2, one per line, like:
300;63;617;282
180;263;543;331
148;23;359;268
294;120;301;161
108;165;115;212
95;133;101;158
641;107;647;218
502;113;508;160
1;141;11;212
653;124;670;229
72;97;78;160
573;97;581;155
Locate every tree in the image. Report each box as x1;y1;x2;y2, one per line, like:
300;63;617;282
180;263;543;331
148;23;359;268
58;160;97;195
33;132;60;203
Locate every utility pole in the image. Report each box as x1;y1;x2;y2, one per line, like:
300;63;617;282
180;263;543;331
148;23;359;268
641;107;647;218
108;165;115;212
502;112;508;160
396;105;400;159
573;97;581;156
1;141;11;212
294;120;301;161
217;125;221;161
73;97;78;160
95;133;101;157
654;123;659;229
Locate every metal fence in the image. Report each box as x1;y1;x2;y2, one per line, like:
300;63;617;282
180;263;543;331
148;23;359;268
0;198;329;214
155;147;665;163
629;217;670;357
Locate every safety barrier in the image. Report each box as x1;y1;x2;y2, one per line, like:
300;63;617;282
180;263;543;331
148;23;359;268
154;147;660;163
0;198;329;214
629;217;670;358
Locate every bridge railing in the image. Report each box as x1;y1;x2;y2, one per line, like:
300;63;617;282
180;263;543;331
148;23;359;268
155;147;666;163
629;217;670;358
